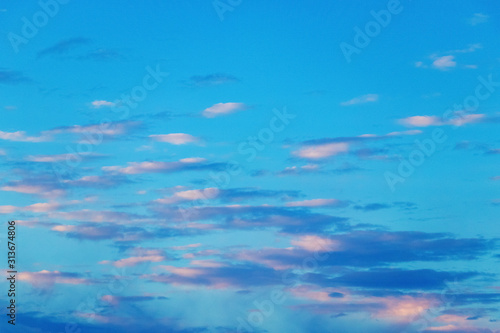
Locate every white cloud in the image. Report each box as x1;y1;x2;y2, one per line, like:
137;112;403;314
399;113;485;127
291;235;341;252
26;153;102;163
91;100;116;108
102;157;208;175
150;133;200;145
432;55;456;70
155;188;219;204
468;13;488;26
340;94;379;106
202;102;246;118
0;130;50;142
293;142;349;159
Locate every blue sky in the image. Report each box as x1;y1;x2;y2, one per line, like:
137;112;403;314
0;1;499;332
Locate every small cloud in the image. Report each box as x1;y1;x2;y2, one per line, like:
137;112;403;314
432;55;456;70
0;69;31;85
285;198;348;208
25;152;104;163
102;157;220;175
80;49;123;61
340;94;379;106
149;133;200;145
0;149;6;156
188;73;239;87
468;13;489;26
202;102;247;118
38;37;90;58
91;100;116;108
0;130;51;142
293;142;349;159
399;113;485;127
4;105;17;110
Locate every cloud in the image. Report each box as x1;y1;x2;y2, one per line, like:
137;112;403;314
145;263;290;289
214;187;301;203
0;130;50;142
62;175;130;188
0;202;64;214
19;270;94;288
448;44;483;54
278;164;321;175
468;13;489;26
154;188;220;204
79;48;123;61
50;120;142;138
329;269;478;290
0;69;31;84
202;102;247;118
149;133;200;145
1;181;65;198
399;113;485;127
432;55;457;70
285;199;348;208
100;248;166;267
291;235;341;252
51;223;156;241
354;203;392;211
293;142;349;159
232;230;497;269
25;152;104;163
48;209;142;224
37;37;90;58
102;158;223;175
340;94;379;106
91;100;116;108
188;73;239;87
292;130;421;160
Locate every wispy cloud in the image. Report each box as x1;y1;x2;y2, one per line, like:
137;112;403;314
399;113;485;127
468;13;489;26
188;73;239;87
25;152;104;163
285;198;348;208
202;102;247;118
149;133;200;145
0;69;31;85
102;158;223;175
19;270;94;288
79;48;124;61
91;100;116;108
100;248;166;267
340;94;379;106
432;55;457;70
292;130;421;160
0;130;50;142
37;37;90;58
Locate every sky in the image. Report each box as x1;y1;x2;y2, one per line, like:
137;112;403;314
0;1;499;332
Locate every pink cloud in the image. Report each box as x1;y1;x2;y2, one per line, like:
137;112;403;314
202;102;247;118
293;142;349;159
154;187;219;204
285;198;346;208
291;235;341;252
102;157;208;175
400;113;485;127
340;94;379;106
18;270;93;288
149;133;200;145
0;130;51;142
